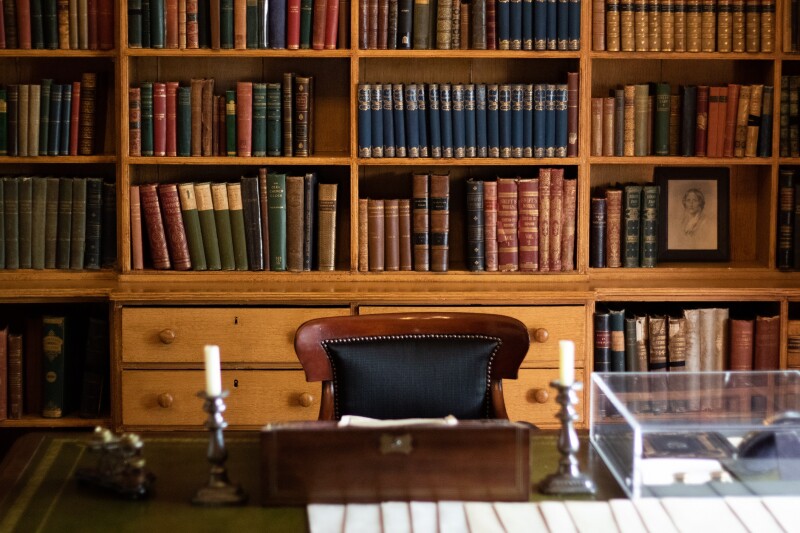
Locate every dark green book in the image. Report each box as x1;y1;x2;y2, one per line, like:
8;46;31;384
246;0;258;47
221;0;234;48
624;316;637;372
241;175;264;270
3;177;17;270
38;79;52;155
299;0;312;48
8;85;18;156
140;82;154;156
142;0;152;47
0;88;7;155
101;181;116;268
193;182;221;270
42;315;67;418
226;182;249;270
83;177;103;270
31;177;47;270
267;172;287;271
302;172;316;271
31;0;44;48
44;176;59;269
79;316;108;418
211;182;236;270
609;309;626;372
56;177;72;269
640;184;659;268
70;177;87;270
654;82;670;156
177;86;191;156
226;90;236;156
266;82;281;156
177;183;207;270
18;177;32;269
252;83;267;156
623;184;642;268
150;0;166;48
44;0;59;48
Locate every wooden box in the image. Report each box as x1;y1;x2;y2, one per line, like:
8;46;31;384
260;420;531;505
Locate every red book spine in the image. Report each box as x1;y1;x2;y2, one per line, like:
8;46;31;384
706;86;720;157
186;0;199;48
496;177;519;271
88;0;98;49
0;1;6;49
567;71;579;157
694;85;709;157
17;0;31;49
236;81;253;156
157;183;192;270
722;83;740;157
129;87;141;156
486;0;496;49
153;82;167;156
166;0;179;48
98;0;113;49
166;81;178;156
517;178;539;272
139;183;171;269
324;0;339;49
69;80;81;155
312;0;327;49
287;0;302;49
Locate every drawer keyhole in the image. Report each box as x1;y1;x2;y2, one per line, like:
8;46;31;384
233;379;239;388
234;317;238;325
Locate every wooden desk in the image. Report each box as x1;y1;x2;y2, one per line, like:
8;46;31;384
0;431;622;532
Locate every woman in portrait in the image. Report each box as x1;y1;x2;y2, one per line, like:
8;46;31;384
681;188;707;238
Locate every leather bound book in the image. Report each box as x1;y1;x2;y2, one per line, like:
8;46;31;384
757;85;773;157
606;0;619;51
211;94;220;155
561;177;576;271
18;0;32;49
605;188;622;268
82;177;102;269
367;0;378;47
166;0;179;47
100;181;116;268
619;0;634;50
19;84;29;156
734;84;750;157
266;83;281;156
269;0;287;48
156;183;191;270
258;168;270;270
549;168;563;271
412;0;429;49
378;0;389;49
153;82;167;156
722;83;740;157
590;196;606;268
282;72;294;156
744;0;758;52
193;182;222;270
680;85;696;156
367;198;385;271
436;0;453;49
487;0;497;49
190;78;203;155
661;0;674;51
673;0;685;51
234;0;247;48
517;177;538;272
236;81;252;156
267;172;287;271
18;177;32;269
252;83;266;156
491;84;502;157
405;84;420;157
608;309;626;372
387;0;398;49
594;312;611;372
186;0;198;48
700;0;714;51
471;0;486;48
69;177;86;269
398;198;411;270
294;75;311;156
384;198;400;271
729;318;754;370
567;72;579;157
302;172;316;270
622;184;641;267
685;0;700;51
246;0;258;47
28;84;40;156
397;0;412;48
3;178;18;270
717;0;731;51
788;320;800;369
178;0;186;48
177;182;207;270
429;172;449;272
426;83;439;158
780;75;789;158
226;182;249;270
358;198;368;271
201;78;214;155
623;84;635;156
543;84;555;157
44;176;59;268
178;86;191;156
706;86;721;157
653;82;670;156
760;0;773;52
226;89;237;155
466;178;485;271
130;185;144;269
633;0;647;50
139;183;171;269
668;94;680;156
29;177;46;270
220;0;232;48
556;84;569;157
449;84;462;158
667;318;687;409
484;180;498;271
412;172;429;271
647;0;660;51
640;184;658;267
0;325;7;420
311;0;326;48
694;84;709;157
745;83;763;157
41;316;67;418
777;169;795;270
317;182;337;271
211;182;236;270
730;0;744;51
165;81;178;156
129;0;143;46
357;83;371;157
497;177;518;271
7;332;22;419
418;85;428;157
509;0;521;50
494;0;507;49
754;315;779;370
602;96;614;156
633;84;648;156
68;80;80;155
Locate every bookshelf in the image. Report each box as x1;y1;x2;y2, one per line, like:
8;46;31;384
3;0;800;433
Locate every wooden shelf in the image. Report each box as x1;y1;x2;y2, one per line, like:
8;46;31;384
589;156;773;166
0;416;110;428
0;49;115;57
358;157;581;166
126;154;352;165
358;49;582;59
590;51;776;61
125;48;351;58
0;156;116;164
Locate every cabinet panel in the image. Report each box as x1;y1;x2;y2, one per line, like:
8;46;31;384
504;368;586;429
358;306;586;368
121;307;350;363
121;370;320;427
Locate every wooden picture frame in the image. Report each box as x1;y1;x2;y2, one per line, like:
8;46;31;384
655;167;730;262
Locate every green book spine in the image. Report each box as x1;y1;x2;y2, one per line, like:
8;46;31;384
44;176;59;268
56;177;72;269
0;88;7;155
226;90;237;156
267;172;287;271
221;0;234;47
211;182;236;270
178;183;207;270
246;0;258;47
38;79;51;155
177;86;192;156
226;182;249;270
609;309;626;372
252;83;267;156
266;82;282;156
0;179;4;268
193;182;222;270
45;0;60;48
633;83;649;156
624;317;637;371
640;184;659;268
140;82;154;156
299;0;312;48
2;177;16;270
83;177;102;270
623;184;642;267
31;177;47;270
31;0;45;48
70;177;87;270
18;177;32;269
654;82;671;156
150;0;166;47
42;315;66;418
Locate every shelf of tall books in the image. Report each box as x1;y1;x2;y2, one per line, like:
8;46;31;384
3;0;800;432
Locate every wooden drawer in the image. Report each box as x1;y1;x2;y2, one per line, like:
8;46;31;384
121;307;350;363
121;370;321;427
359;306;586;368
504;368;586;429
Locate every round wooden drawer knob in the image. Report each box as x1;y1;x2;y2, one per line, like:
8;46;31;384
157;393;174;408
532;328;549;343
158;329;176;344
533;389;549;404
298;393;314;407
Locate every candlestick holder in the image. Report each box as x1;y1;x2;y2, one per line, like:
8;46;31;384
192;391;248;506
539;380;596;495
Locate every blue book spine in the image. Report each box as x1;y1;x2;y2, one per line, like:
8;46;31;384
534;0;546;49
59;85;72;155
544;84;556;157
405;84;420;158
510;0;522;49
417;85;429;157
392;84;407;157
523;84;533;157
268;0;287;48
568;0;580;50
370;84;384;158
476;84;488;157
452;84;466;158
557;0;568;50
555;83;568;157
546;0;557;50
464;84;476;157
533;84;546;157
48;84;62;156
497;0;510;49
357;84;372;157
487;84;500;157
510;84;523;158
382;85;395;157
440;83;453;158
498;84;512;158
428;84;442;158
523;0;533;49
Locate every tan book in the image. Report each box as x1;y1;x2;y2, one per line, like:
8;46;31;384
606;0;620;51
358;198;368;272
384;199;400;271
130;185;144;270
633;84;649;156
647;0;660;50
717;0;732;52
561;178;577;272
69;0;79;48
429;172;450;272
317;183;337;272
700;0;715;51
591;98;603;156
398;199;412;271
234;0;247;49
660;0;674;51
745;0;759;52
734;84;751;157
538;170;551;272
683;308;701;411
602;96;615;156
437;0;454;49
685;0;701;51
605;188;622;267
787;320;800;369
633;0;648;50
648;316;668;414
58;0;70;49
620;0;635;51
286;175;305;272
673;0;686;51
623;85;636;156
731;0;745;51
484;180;499;272
759;0;773;52
179;0;187;48
549;169;563;272
745;84;763;157
368;198;385;271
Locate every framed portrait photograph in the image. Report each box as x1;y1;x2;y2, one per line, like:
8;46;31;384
654;167;730;262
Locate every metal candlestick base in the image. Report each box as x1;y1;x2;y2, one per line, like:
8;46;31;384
192;391;248;506
539;380;597;495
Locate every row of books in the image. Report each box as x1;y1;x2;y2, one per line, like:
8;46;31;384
776;167;800;271
595;0;776;53
131;171;338;271
0;176;116;270
590;183;659;268
0;74;100;157
128;0;346;50
779;75;800;159
0;313;109;421
358;76;579;160
591;83;773;158
129;74;314;158
359;0;581;51
0;0;114;49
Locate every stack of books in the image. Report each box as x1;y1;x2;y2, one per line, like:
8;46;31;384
0;0;114;50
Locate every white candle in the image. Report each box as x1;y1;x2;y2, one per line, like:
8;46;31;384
204;345;222;396
559;340;575;385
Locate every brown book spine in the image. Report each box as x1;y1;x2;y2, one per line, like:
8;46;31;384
412;172;429;271
623;84;635;156
459;1;469;49
211;94;220;155
201;78;215;156
430;172;449;272
368;198;385;271
130;185;144;269
187;0;199;48
157;183;191;270
660;0;674;51
549;168;563;271
358;198;369;271
497;177;518;271
69;80;80;155
166;0;179;47
153;82;167;156
282;72;294;156
620;0;634;50
706;86;721;157
567;72;579;157
744;0;758;52
57;0;70;49
451;0;461;49
0;326;7;420
722;83;739;157
759;0;773;52
384;198;400;270
377;0;389;49
89;0;99;49
731;0;744;51
190;78;203;156
286;175;304;272
538;169;551;272
234;0;247;48
517;178;539;272
561;177;576;271
398;199;412;270
139;183;171;269
668;94;681;155
359;0;368;48
734;84;751;157
236;81;253;157
437;0;453;49
694;85;709;157
7;333;22;419
593;0;606;50
673;0;686;51
729;318;754;370
179;0;187;48
258;168;270;270
606;0;620;51
166;81;178;156
312;0;328;49
591;97;603;156
368;0;378;48
633;0;648;50
486;0;496;49
602;96;615;156
294;76;311;156
686;0;700;51
717;0;732;51
17;0;31;48
788;320;800;369
129;87;141;156
647;0;660;51
716;86;728;158
484;180;498;271
754;315;779;369
700;0;715;51
605;188;622;267
745;83;763;157
317;182;337;271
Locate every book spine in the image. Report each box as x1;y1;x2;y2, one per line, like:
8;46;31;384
517;177;538;271
498;83;511;157
358;83;372;158
301;172;316;270
266;83;281;156
488;83;500;157
227;182;250;270
754;315;779;369
511;0;522;49
157;183;191;270
605;188;622;267
177;85;191;156
317;182;337;271
623;184;641;267
417;85;428;157
731;0;744;51
594;0;606;50
68;80;80;155
568;0;580;49
609;309;625;371
3;178;18;269
252;82;267;156
546;0;556;49
466;178;485;271
311;0;326;48
680;85;696;156
412;0;430;48
602;96;614;156
405;83;420;157
522;84;532;158
694;84;709;156
367;198;384;271
744;0;758;52
210;182;235;270
594;312;611;372
41;316;66;417
439;83;451;158
497;177;518;271
613;87;624;156
68;177;86;269
745;83;763;157
590;196;606;267
194;182;221;269
38;79;51;154
82;177;101;269
382;84;396;157
548;169;563;270
18;177;31;269
757;85;773;157
567;72;579;157
496;0;508;48
397;0;412;47
140;82;153;156
640;184;658;267
258;168;270;269
236;81;252;156
398;197;411;270
412;172;429;271
177;182;207;270
653;82;670;156
483;180;498;271
509;84;522;157
384;198;399;270
130;185;144;269
139;182;170;269
730;318;754;370
267;173;286;270
153;82;166;156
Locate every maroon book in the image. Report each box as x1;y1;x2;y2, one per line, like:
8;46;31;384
139;183;172;269
497;177;518;271
17;0;31;49
166;81;178;156
0;1;6;49
324;0;339;48
186;0;199;48
157;183;191;270
287;0;301;48
694;85;709;157
236;81;253;157
312;0;328;49
98;0;113;49
567;72;579;157
153;82;167;157
486;0;496;49
129;87;141;156
88;0;98;49
69;81;81;156
517;177;539;272
754;315;780;370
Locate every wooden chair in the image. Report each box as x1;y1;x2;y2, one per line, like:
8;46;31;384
294;312;531;420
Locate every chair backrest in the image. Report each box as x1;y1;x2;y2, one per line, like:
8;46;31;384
294;312;530;420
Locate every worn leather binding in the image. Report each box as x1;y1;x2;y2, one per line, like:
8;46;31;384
639;184;658;267
509;84;522;158
412;172;429;271
387;0;398;48
486;0;497;48
377;0;389;48
602;96;614;156
734;84;750;157
152;82;166;156
744;0;758;52
294;75;311;156
754;315;780;369
561;177;576;271
234;0;248;47
367;198;385;271
483;180;498;271
397;198;411;270
589;196;606;268
317;182;337;271
744;83;763;157
359;0;369;47
165;0;178;47
451;84;464;158
591;97;602;156
253;83;267;156
661;0;675;51
129;185;144;269
405;84;421;158
235;81;252;156
241;175;265;270
282;72;294;155
498;84;511;157
451;0;461;49
496;177;518;271
186;0;198;47
723;83;740;157
436;0;453;49
358;198;369;271
201;78;215;155
604;188;622;268
128;87;141;156
430;172;449;272
311;0;327;48
68;80;80;156
730;318;755;370
83;177;102;269
517;177;538;272
537;169;550;272
549;169;564;272
673;0;685;50
156;183;191;270
302;172;317;271
466;178;485;271
384;199;400;271
267;172;287;271
189;78;203;155
139;183;171;269
381;84;395;157
367;0;379;47
730;0;744;51
164;82;178;156
648;0;660;51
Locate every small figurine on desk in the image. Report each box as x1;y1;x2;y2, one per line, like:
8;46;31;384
75;426;155;499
